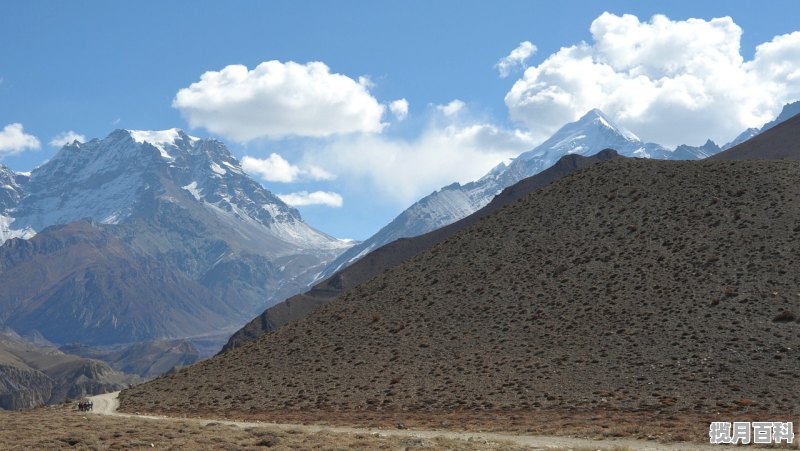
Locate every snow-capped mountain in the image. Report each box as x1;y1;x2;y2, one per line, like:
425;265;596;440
318;109;703;279
0;166;28;243
0;129;352;346
8;129;347;253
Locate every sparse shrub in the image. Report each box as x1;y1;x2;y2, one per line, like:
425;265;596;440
371;312;381;322
772;310;797;323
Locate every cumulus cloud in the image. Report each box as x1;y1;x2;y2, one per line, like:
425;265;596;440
278;191;344;207
174;61;386;141
242;154;300;182
505;13;800;147
389;98;409;121
49;131;86;148
436;99;466;116
496;41;537;78
0;123;41;156
308;108;536;205
242;153;335;183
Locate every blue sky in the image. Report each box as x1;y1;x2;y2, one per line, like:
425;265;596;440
1;1;799;239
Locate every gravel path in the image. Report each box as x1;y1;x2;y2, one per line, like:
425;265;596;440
89;391;744;450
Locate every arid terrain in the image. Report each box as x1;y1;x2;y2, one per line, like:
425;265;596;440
121;157;800;445
0;404;534;450
223;149;622;352
0;392;765;450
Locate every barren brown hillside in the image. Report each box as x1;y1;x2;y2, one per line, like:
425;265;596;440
221;149;622;352
711;112;800;160
122;158;800;421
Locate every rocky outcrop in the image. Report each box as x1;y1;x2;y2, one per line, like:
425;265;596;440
0;330;137;410
0;363;53;410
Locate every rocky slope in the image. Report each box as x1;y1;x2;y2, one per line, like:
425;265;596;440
318;109;671;280
320;104;800;281
222;149;622;351
0;329;136;410
121;155;800;417
0;221;236;345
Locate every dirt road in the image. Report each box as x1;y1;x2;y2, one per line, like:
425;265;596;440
89;392;745;450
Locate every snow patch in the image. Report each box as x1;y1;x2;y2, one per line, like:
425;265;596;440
128;129;199;162
182;182;203;200
209;162;227;175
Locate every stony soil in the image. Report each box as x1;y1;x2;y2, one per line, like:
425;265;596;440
122;158;800;434
0;404;540;450
222;149;621;352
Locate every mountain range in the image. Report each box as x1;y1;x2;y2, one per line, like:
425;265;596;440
222;102;800;351
120;116;800;421
319;103;800;280
0;129;352;347
320;109;709;280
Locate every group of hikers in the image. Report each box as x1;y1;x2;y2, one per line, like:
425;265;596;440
77;400;93;412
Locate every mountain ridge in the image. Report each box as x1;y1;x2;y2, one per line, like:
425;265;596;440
222;149;622;351
318;109;707;281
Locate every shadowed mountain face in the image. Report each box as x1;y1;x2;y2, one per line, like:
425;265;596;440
221;149;622;352
60;339;200;379
122;157;800;416
0;221;237;345
711;112;800;161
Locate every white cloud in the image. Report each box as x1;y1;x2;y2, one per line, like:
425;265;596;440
306;165;335;181
242;153;336;183
278;191;343;207
496;41;537;78
389;98;409;121
436;99;466;116
504;13;800;147
242;153;300;182
0;123;41;156
308;108;536;205
174;61;386;141
49;131;86;148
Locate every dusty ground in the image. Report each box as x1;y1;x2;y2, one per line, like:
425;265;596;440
5;391;759;450
0;403;535;450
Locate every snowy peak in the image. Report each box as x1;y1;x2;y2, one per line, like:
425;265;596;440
580;109;641;142
318;108;660;280
128;128;198;146
517;108;657;168
4;129;348;253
